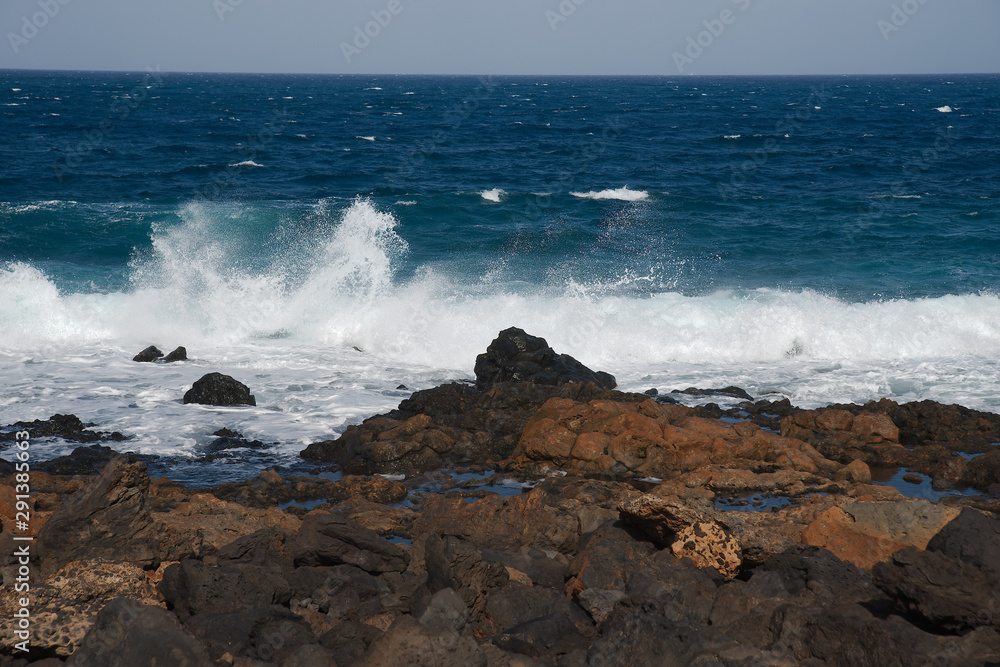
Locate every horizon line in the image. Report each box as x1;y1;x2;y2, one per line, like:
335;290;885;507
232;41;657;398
2;67;999;78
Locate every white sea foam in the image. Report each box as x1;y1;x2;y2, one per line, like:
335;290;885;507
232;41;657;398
480;188;505;203
935;106;954;113
4;200;1000;463
357;136;376;142
571;187;649;202
229;160;264;168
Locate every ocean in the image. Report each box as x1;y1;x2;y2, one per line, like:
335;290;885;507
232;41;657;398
2;70;999;484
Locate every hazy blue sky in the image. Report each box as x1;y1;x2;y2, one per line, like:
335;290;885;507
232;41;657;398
1;0;998;75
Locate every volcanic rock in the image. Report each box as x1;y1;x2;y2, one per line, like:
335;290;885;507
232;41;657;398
132;345;164;362
292;512;409;573
873;547;1000;634
36;456;160;575
183;372;256;406
474;327;616;390
163;345;188;362
68;598;212;667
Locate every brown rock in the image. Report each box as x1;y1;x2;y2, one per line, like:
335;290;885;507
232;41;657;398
412;487;579;555
801;500;960;570
836;459;872;484
670;521;742;580
36;456;160;576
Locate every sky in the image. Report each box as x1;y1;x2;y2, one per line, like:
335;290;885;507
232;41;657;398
1;0;998;76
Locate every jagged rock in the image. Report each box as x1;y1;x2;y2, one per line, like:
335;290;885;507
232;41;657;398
36;456;160;575
669;521;742;580
961;450;1000;490
759;544;875;602
927;507;1000;577
163;346;187;362
159;559;292;620
184;607;275;663
301;381;641;475
510;396;829;477
0;414;125;444
66;598;212;667
0;560;162;659
292;512;409;573
132;345;164;362
671;386;754;401
474;327;616;390
36;444;119;476
422;534;509;620
183;372;256;407
873;547;1000;634
412;488;579;555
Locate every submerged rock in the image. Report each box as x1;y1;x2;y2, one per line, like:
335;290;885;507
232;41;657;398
474;327;616;390
183;372;256;407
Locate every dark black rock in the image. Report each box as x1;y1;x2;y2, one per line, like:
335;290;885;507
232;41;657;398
396;384;408;390
183;373;256;407
132;345;164;362
873;547;1000;635
0;458;13;475
216;528;295;571
69;598;212;667
159;559;292;620
474;327;616;390
36;444;118;475
1;413;125;444
318;620;382;665
422;534;509;621
291;512;409;573
36;456;160;575
644;388;658;396
927;507;1000;578
163;346;188;362
671;386;754;401
246;609;320;664
760;544;874;601
184;607;273;663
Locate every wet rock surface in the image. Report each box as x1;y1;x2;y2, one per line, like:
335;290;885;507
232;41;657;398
474;327;616;391
4;335;1000;665
183;372;257;407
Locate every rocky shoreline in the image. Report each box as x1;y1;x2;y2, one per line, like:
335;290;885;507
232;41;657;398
2;328;999;666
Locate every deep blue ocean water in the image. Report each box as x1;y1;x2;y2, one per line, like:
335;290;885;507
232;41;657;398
1;70;999;482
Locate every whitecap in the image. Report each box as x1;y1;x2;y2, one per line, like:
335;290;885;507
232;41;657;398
228;160;264;168
357;136;376;142
570;186;649;202
480;188;505;203
935;106;953;113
